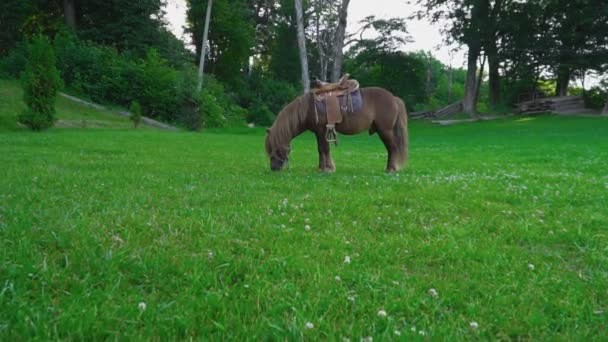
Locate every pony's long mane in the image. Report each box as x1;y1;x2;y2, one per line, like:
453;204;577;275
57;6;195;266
265;93;311;155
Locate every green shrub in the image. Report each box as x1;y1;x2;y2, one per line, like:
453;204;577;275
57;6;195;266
52;34;250;128
176;66;202;131
584;86;607;110
199;91;226;128
129;101;143;128
18;35;63;131
199;75;247;128
247;100;275;126
136;49;180;121
241;71;298;115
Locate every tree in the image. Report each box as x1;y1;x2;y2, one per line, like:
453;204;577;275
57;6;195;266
542;0;608;96
344;49;427;110
294;0;310;92
63;0;76;29
0;0;57;55
330;0;350;82
197;0;213;91
18;35;63;131
345;16;411;56
129;101;143;128
309;0;338;81
416;0;489;115
186;0;254;87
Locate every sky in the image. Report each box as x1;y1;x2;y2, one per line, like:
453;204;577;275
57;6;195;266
164;0;467;67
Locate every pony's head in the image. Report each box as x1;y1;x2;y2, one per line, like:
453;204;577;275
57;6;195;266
265;128;290;171
264;94;311;171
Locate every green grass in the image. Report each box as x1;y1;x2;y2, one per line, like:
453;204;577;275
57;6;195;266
1;83;608;339
0;79;146;131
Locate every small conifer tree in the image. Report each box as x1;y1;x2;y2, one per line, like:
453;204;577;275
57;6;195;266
129;101;143;128
18;35;63;131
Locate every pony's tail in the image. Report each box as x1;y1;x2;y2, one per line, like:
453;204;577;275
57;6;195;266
393;97;409;169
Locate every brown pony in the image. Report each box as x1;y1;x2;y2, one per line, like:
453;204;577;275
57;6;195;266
265;87;408;172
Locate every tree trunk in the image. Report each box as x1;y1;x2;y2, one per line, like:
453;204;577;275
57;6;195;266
463;44;481;115
487;50;500;107
555;64;570;97
330;0;350;82
197;0;213;91
474;54;486;107
64;0;76;29
294;0;310;92
315;7;327;81
603;95;608;114
425;52;433;99
447;64;453;103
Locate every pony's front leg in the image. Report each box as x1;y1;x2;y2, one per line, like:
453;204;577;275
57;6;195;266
315;130;336;172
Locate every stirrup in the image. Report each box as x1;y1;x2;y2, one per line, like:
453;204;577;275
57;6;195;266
326;125;338;145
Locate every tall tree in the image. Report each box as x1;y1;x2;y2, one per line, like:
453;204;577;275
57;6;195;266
545;0;608;96
197;0;213;90
187;0;254;87
481;0;507;107
310;0;338;81
63;0;76;29
417;0;489;115
294;0;310;92
330;0;350;81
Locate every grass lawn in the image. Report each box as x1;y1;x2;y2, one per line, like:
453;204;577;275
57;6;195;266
1;80;608;339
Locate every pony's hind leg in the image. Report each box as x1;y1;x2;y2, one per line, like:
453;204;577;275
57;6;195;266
377;129;400;173
315;130;336;172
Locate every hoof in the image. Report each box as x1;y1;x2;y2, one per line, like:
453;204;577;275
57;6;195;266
319;165;336;173
385;166;399;173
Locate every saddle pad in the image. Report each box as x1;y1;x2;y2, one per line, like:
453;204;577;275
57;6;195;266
314;89;362;119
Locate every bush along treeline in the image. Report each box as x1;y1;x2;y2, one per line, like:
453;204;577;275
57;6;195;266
1;32;254;130
0;31;305;130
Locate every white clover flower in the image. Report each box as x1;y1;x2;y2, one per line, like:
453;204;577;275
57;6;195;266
418;330;426;336
428;288;439;298
528;263;535;271
305;218;310;223
305;322;314;329
377;309;387;318
304;225;311;231
360;337;373;342
335;276;342;282
470;321;479;330
344;256;351;264
394;330;401;336
138;302;147;311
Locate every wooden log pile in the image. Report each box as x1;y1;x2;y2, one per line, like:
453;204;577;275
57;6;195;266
410;101;463;119
516;96;586;115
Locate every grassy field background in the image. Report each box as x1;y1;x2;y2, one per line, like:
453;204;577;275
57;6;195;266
1;79;608;339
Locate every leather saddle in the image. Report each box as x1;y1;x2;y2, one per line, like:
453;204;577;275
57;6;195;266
311;74;361;143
